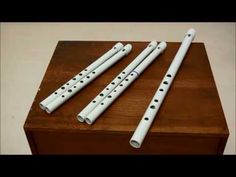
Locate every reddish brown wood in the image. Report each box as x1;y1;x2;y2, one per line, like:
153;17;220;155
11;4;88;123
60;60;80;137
24;41;229;154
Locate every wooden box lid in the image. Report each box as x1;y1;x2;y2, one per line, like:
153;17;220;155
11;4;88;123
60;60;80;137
24;41;229;138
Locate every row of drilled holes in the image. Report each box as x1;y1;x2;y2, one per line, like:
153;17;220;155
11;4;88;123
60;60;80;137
92;70;128;104
58;69;96;97
144;74;172;121
98;74;133;106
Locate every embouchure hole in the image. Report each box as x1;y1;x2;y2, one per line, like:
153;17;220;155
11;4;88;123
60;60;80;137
86;76;90;79
73;86;76;88
125;79;129;81
100;93;104;96
159;88;164;91
114;90;117;92
101;103;104;105
92;71;96;74
163;81;168;85
108;95;112;98
61;86;65;89
144;117;149;121
118;76;121;79
62;95;65;98
122;72;125;74
93;100;96;103
80;80;83;83
66;83;69;85
68;89;72;93
122;49;126;51
154;99;158;102
167;74;171;77
79;73;82;76
111;82;115;85
106;88;109;90
73;78;76;80
54;92;57;94
120;84;123;86
150;105;155;109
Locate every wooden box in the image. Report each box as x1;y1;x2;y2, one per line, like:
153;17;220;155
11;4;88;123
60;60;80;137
24;41;229;154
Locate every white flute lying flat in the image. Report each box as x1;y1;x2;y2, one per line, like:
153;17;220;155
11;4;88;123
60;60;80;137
39;42;124;110
77;41;158;122
45;44;132;113
129;28;196;148
84;41;167;125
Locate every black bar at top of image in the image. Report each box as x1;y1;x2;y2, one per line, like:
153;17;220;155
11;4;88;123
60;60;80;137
0;1;235;22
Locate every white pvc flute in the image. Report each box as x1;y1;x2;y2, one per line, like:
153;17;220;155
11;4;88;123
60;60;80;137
77;41;158;122
39;42;124;110
129;28;196;149
45;44;132;113
84;41;167;125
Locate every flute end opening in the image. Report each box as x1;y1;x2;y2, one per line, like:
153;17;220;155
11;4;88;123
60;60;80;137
45;107;51;114
77;115;85;122
130;140;141;148
39;103;45;110
85;118;92;125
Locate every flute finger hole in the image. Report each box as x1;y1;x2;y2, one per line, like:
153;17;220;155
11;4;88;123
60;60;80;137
61;86;65;89
122;72;126;74
159;88;164;91
62;95;65;98
154;99;158;102
100;93;104;96
122;49;126;52
79;73;82;76
101;103;104;105
86;76;90;79
118;76;121;79
93;100;96;103
120;84;123;87
54;92;57;95
167;74;171;77
106;88;109;90
150;105;155;109
163;81;168;85
108;95;112;98
84;69;88;71
144;117;149;121
66;83;69;85
73;86;76;88
158;47;160;49
80;80;84;83
73;78;76;80
131;74;134;76
113;47;117;49
114;90;117;92
92;71;96;74
125;79;129;81
111;82;115;85
68;89;72;93
188;34;191;37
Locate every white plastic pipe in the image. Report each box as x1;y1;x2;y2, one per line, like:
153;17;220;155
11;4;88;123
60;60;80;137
84;42;167;125
39;42;124;110
45;44;132;113
129;28;196;148
77;41;158;122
